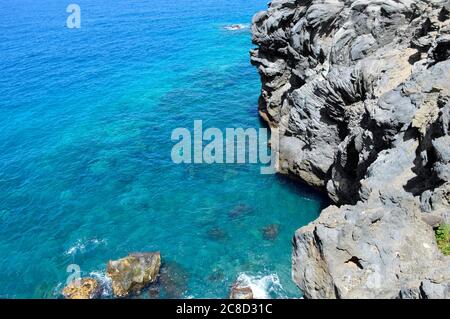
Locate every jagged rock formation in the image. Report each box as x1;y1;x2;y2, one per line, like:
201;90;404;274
251;0;450;298
106;252;161;297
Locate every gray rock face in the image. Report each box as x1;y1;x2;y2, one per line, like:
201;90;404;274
251;0;450;298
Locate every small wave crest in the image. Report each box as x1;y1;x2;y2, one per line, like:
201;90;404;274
89;270;112;297
224;24;249;31
65;238;107;256
235;273;286;299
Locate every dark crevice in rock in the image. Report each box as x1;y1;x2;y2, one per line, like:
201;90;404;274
371;217;382;225
439;4;450;21
333;284;341;299
313;227;324;257
432;38;450;63
345;256;364;270
408;50;422;64
404;111;448;196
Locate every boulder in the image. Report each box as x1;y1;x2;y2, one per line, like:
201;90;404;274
262;224;280;241
229;284;253;299
62;278;100;299
106;252;161;297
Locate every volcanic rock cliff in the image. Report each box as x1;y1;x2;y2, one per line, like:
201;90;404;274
251;0;450;298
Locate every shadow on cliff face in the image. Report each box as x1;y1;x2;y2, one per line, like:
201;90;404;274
404;111;448;196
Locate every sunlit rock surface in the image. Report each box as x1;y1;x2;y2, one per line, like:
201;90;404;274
62;278;101;299
106;252;161;298
251;0;450;298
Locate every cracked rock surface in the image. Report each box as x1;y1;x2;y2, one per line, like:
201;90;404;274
251;0;450;298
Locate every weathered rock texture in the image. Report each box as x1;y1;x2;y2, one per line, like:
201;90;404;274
62;278;101;299
106;252;161;297
229;279;255;299
230;286;254;299
251;0;450;298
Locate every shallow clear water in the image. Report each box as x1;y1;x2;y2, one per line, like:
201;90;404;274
0;0;327;298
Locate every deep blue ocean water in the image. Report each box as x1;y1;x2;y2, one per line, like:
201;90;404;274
0;0;327;298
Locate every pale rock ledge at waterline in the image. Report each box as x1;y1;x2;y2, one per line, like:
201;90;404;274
251;0;450;298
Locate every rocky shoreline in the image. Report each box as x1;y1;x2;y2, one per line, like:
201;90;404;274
251;0;449;298
63;252;161;299
62;252;257;299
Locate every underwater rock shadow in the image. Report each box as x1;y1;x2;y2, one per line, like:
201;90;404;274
205;226;229;242
261;224;280;241
228;203;255;220
148;260;190;299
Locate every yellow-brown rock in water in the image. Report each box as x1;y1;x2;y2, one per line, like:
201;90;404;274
229;285;253;299
106;252;161;297
62;278;100;299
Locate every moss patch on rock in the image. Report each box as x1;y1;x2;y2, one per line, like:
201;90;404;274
435;224;450;256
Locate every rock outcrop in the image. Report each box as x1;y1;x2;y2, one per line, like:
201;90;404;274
106;252;161;297
230;282;254;299
251;0;450;298
62;278;101;299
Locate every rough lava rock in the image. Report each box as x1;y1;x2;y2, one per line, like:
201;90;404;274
251;0;450;298
62;278;101;299
106;252;161;298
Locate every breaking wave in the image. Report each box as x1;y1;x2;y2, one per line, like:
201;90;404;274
235;273;287;299
89;270;113;297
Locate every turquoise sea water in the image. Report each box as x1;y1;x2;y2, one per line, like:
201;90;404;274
0;0;327;298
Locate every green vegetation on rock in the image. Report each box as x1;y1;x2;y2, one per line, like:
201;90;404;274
435;224;450;256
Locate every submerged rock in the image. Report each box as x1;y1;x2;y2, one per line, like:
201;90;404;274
206;227;229;241
62;278;101;299
158;260;189;299
252;0;450;298
207;269;225;282
229;204;254;219
262;224;280;241
106;252;161;298
147;284;160;299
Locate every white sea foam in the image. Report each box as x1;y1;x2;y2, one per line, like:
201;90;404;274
224;24;249;31
65;238;107;256
53;270;112;298
52;282;64;298
90;270;112;297
235;273;286;299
